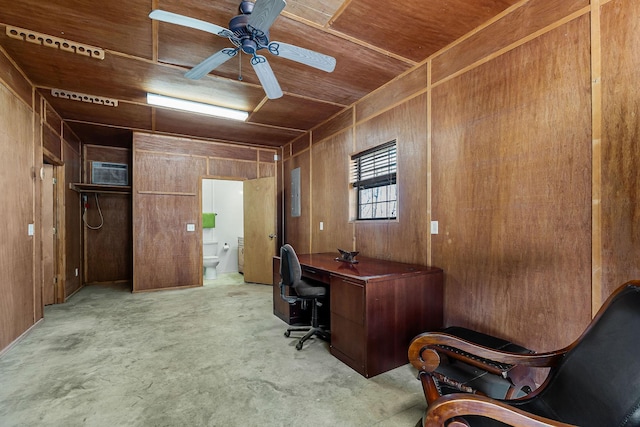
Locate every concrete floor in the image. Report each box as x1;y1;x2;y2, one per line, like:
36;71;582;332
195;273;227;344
0;274;426;426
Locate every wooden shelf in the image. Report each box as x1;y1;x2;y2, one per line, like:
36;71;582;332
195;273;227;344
70;183;131;194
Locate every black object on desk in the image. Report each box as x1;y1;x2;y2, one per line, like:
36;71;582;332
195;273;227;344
336;248;359;263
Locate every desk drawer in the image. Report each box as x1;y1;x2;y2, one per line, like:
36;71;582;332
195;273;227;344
330;313;365;373
302;266;330;284
330;276;364;325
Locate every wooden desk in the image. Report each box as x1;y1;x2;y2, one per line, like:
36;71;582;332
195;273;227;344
272;253;443;378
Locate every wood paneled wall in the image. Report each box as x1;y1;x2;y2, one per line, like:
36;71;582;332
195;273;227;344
33;97;43;321
282;0;640;354
599;0;640;301
283;135;312;253
310;129;354;253
1;46;85;352
132;132;276;292
62;128;82;299
355;94;429;264
431;16;592;348
0;74;36;351
83;145;132;285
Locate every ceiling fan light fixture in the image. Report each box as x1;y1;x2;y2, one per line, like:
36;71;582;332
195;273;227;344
146;93;249;121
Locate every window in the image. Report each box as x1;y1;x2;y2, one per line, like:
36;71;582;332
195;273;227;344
351;140;397;220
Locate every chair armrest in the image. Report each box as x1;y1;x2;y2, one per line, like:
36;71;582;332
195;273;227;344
424;394;578;427
280;282;299;304
409;332;566;375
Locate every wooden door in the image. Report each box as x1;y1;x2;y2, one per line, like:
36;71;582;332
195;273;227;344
243;177;276;284
41;164;57;305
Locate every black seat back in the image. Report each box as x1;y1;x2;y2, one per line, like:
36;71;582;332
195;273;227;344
280;245;292;287
280;244;301;288
279;244;306;304
516;284;640;426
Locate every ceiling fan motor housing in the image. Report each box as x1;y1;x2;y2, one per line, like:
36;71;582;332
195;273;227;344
229;4;269;54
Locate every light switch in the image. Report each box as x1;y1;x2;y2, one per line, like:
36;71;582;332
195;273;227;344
430;221;439;235
186;223;196;232
28;223;34;236
319;221;324;231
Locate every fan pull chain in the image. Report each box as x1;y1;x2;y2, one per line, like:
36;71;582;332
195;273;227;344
238;54;243;81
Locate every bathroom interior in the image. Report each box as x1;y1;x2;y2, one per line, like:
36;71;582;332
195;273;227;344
202;179;244;282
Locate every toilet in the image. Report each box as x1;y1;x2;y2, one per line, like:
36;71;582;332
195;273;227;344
203;241;220;279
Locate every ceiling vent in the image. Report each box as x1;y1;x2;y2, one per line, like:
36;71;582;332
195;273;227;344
6;26;105;60
52;89;118;107
91;162;128;186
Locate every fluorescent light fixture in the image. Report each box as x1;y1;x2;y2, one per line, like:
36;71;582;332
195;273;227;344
146;93;248;121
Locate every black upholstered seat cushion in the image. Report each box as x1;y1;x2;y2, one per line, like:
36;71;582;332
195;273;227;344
429;327;534;400
294;278;327;298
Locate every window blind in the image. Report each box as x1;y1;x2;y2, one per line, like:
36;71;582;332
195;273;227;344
351;140;397;189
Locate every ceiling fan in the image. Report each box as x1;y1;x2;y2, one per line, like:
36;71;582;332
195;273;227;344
149;0;336;100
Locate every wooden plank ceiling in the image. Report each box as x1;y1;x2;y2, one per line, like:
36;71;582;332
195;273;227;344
0;0;520;148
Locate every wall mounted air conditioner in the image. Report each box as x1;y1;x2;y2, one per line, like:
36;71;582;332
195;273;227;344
91;162;129;186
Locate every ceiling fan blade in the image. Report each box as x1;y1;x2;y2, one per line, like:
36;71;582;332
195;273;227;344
149;10;232;37
250;55;283;99
185;49;238;80
247;0;286;34
267;41;336;73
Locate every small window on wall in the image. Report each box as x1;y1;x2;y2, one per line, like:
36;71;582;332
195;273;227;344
350;140;397;220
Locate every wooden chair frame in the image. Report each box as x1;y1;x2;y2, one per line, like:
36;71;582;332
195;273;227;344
408;280;640;427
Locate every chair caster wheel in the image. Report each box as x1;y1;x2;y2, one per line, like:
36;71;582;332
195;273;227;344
296;342;303;350
284;331;291;337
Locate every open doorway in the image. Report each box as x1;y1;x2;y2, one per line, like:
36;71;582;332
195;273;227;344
201;179;244;283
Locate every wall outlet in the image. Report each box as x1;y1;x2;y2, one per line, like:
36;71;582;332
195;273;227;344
186;223;196;232
430;221;439;235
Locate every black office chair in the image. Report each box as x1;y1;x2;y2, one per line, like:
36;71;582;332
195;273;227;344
279;244;330;350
